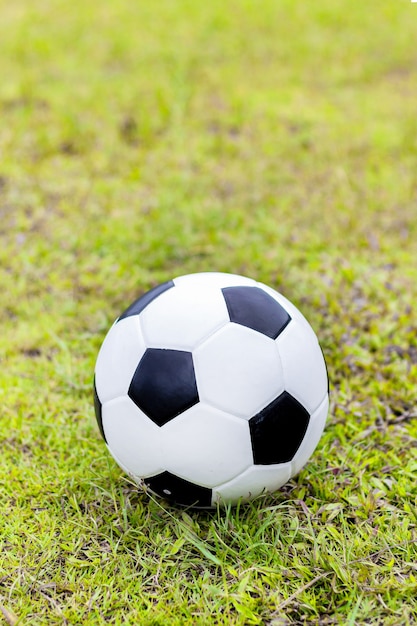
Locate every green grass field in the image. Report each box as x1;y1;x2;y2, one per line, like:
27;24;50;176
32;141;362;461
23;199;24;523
1;0;417;623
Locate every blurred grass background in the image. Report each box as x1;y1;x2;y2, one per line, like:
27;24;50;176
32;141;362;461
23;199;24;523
0;1;416;624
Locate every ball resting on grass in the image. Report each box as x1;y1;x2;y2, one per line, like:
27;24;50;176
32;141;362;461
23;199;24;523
94;272;329;508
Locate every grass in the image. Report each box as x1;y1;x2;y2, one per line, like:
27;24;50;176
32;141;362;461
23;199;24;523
1;0;417;623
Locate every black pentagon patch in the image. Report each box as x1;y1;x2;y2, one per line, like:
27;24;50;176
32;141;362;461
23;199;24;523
118;280;174;321
144;471;213;508
222;286;291;339
249;391;310;464
128;348;199;426
93;378;107;443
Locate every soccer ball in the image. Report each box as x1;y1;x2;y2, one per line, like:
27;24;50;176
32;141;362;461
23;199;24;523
94;272;329;508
